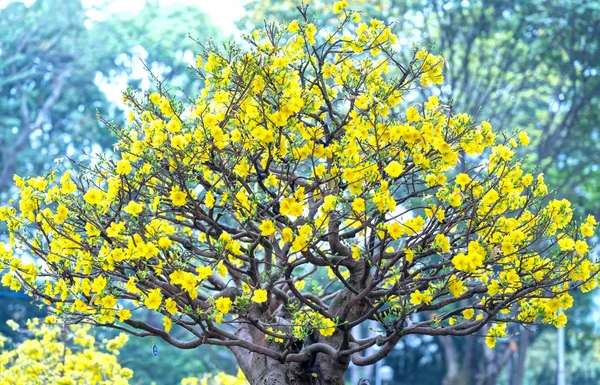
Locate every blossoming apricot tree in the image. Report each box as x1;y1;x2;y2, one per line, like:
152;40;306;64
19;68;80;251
0;3;598;384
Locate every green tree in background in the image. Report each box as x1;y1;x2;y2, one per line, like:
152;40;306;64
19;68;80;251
0;0;224;195
512;294;600;385
102;1;225;94
0;0;110;193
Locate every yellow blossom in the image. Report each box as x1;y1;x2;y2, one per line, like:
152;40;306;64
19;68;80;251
123;201;143;216
251;289;268;303
170;186;187;206
144;288;162;310
215;297;232;314
258;220;276;236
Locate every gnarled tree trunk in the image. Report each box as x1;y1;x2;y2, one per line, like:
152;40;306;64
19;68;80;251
231;338;348;385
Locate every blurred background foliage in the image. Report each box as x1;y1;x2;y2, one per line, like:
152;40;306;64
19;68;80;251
1;0;599;384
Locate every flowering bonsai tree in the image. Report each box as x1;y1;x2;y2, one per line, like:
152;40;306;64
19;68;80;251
1;3;597;384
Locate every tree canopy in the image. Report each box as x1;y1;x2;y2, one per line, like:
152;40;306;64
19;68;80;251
0;3;598;385
0;0;223;196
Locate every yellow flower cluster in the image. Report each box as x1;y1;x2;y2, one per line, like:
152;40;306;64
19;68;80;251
290;311;337;340
0;319;132;385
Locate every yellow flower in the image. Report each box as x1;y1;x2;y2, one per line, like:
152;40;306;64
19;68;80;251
280;197;303;217
387;222;404;239
455;173;470;188
333;0;348;14
171;134;188;150
313;163;327;178
305;23;317;45
425;95;439;110
434;233;451;253
170;186;187;206
217;260;227;278
163;316;172;332
149;92;161;104
115;159;132;175
52;204;68;224
581;223;594;237
101;294;118;309
117;309;132;322
555;312;567;328
352;197;365;213
406;106;420;122
72;299;88;313
519;132;530;146
233;159;252;178
205;191;215;208
481;189;499;206
463;308;474;319
575;240;589;255
351;245;361;260
203;114;219;128
144;288;162;310
165;298;178;315
106;221;125;238
196;265;213;280
123;201;143;216
83;188;104;205
288;20;300;34
436;174;448;186
281;227;293;243
322;196;337;212
522;174;534;186
258;220;276;236
485;335;497;348
251;289;268;303
158;236;172;248
485;324;507;348
215;297;232;314
91;276;107;294
319;317;336;336
409;290;432;306
557;236;575;251
448;278;466;297
384;161;404;178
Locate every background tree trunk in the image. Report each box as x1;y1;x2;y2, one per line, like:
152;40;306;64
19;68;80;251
510;329;530;385
229;322;348;385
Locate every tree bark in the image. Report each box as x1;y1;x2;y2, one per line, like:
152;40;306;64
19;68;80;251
229;321;347;385
233;350;346;385
510;329;530;385
439;336;472;385
228;255;371;385
439;336;460;385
